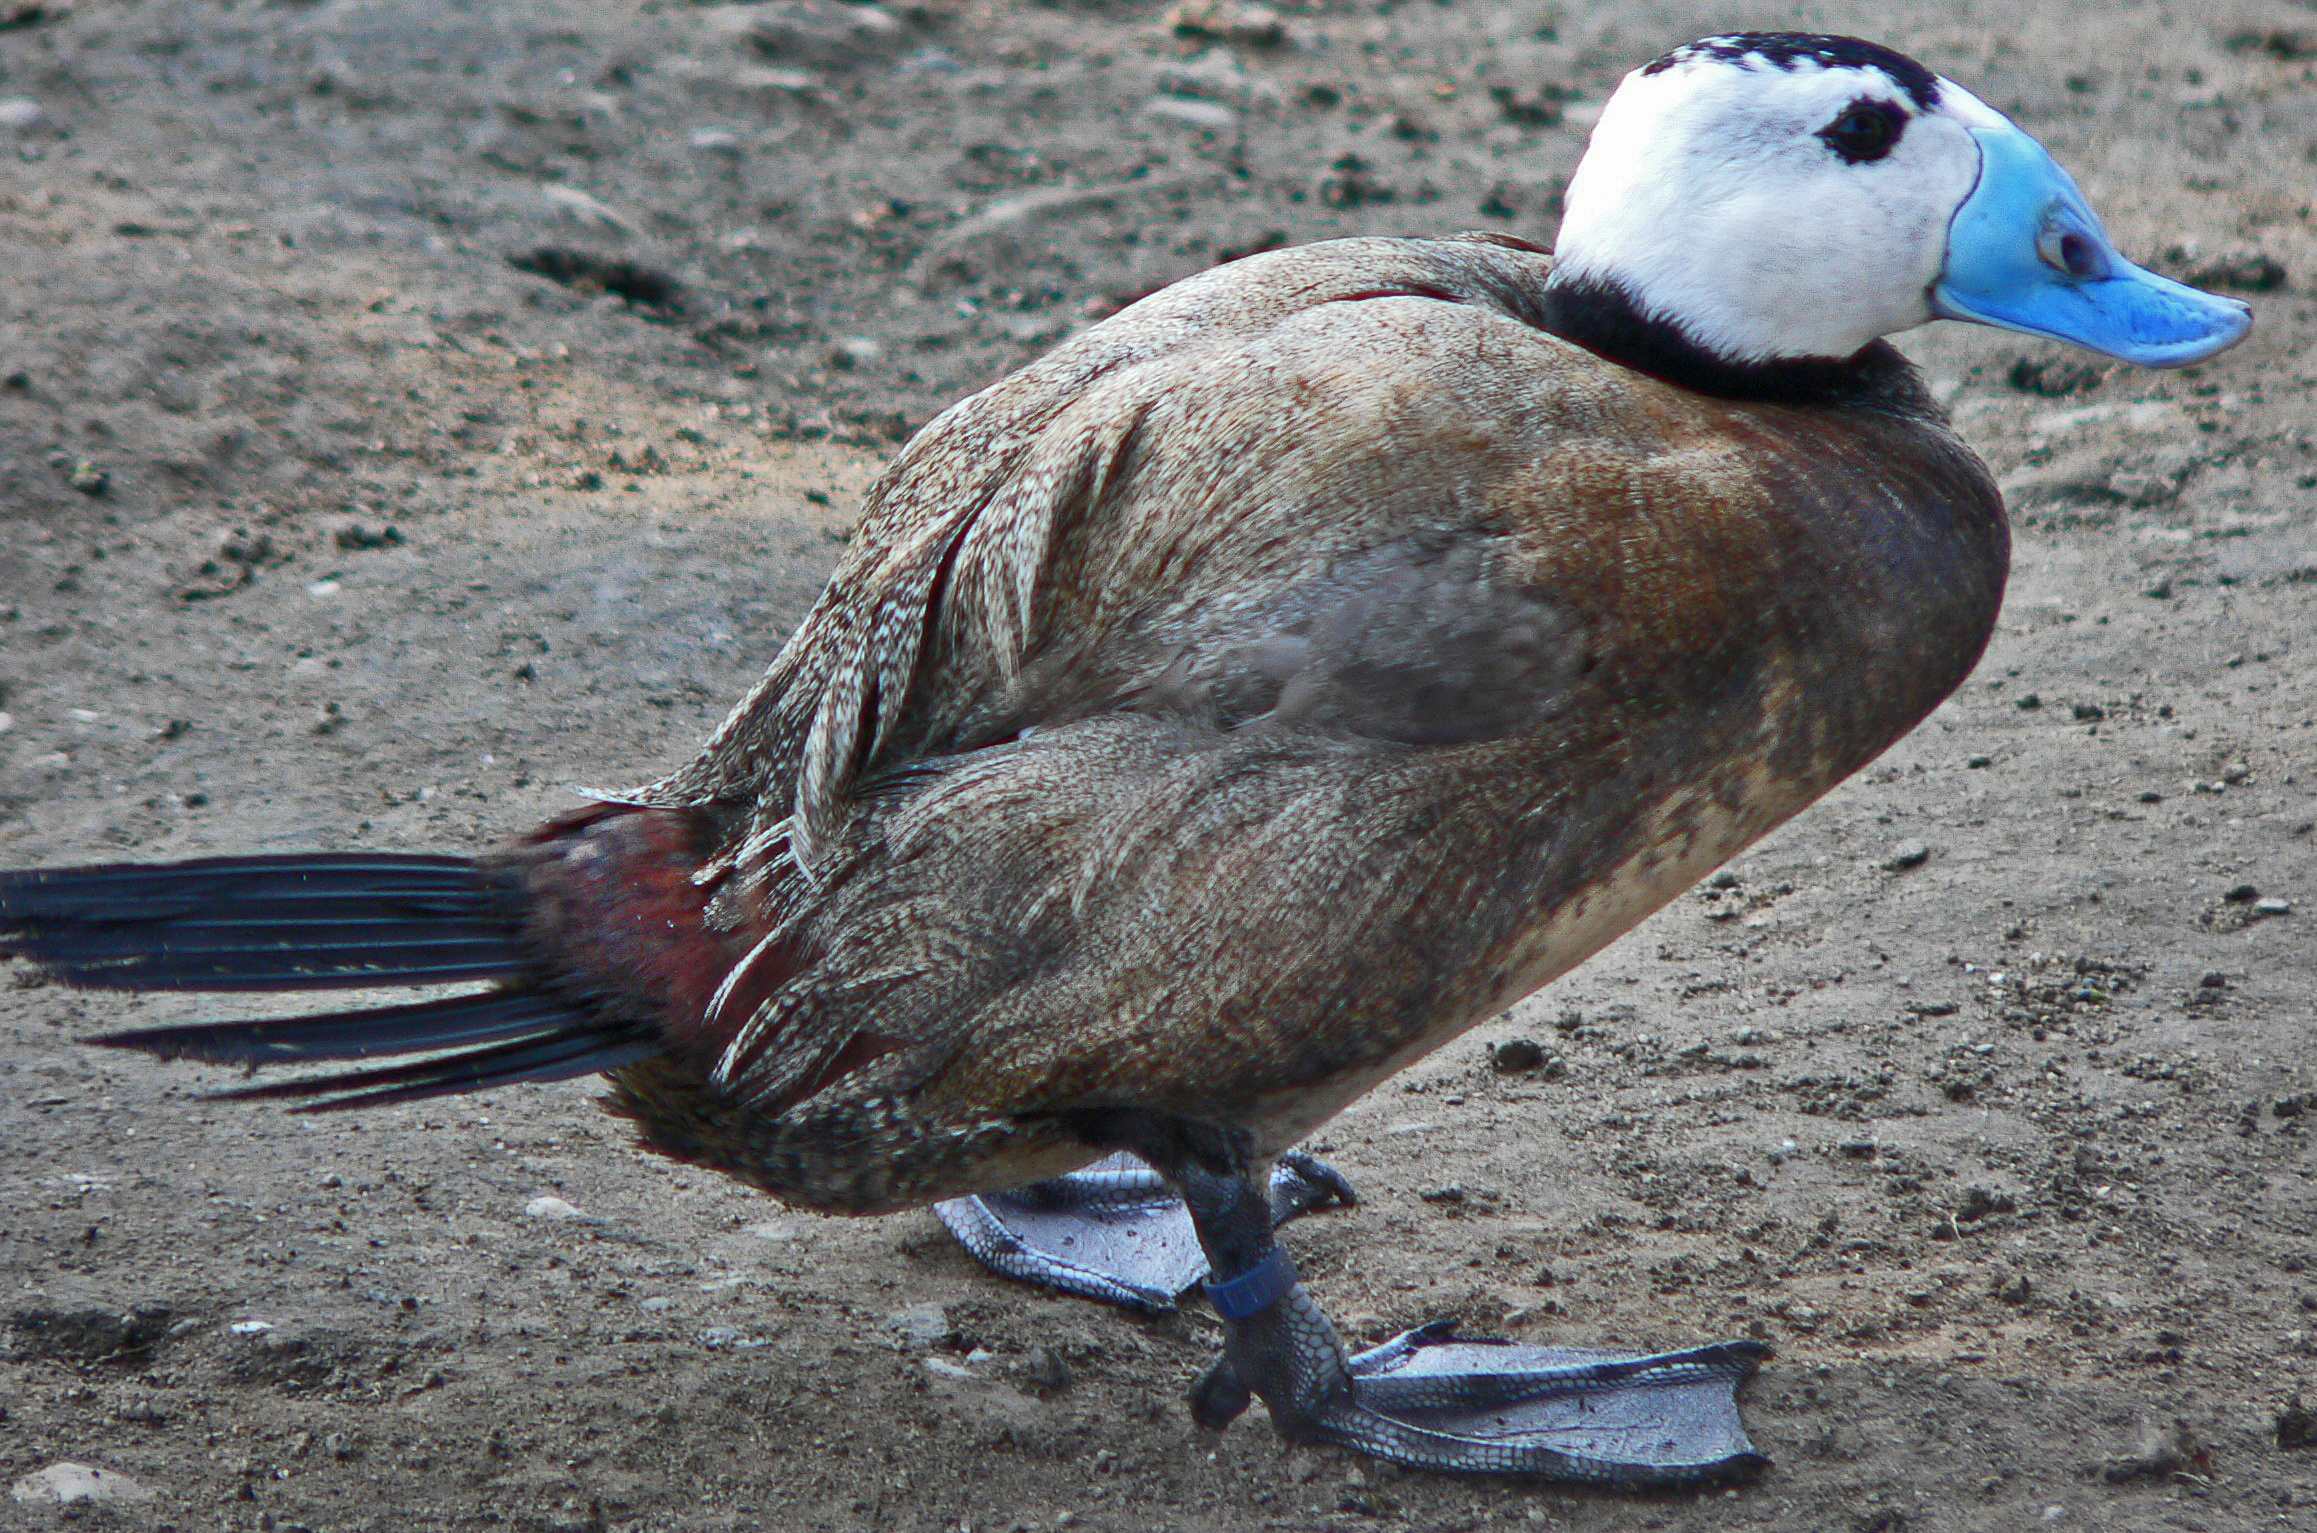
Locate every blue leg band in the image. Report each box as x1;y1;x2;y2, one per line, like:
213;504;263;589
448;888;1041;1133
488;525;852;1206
1204;1247;1298;1322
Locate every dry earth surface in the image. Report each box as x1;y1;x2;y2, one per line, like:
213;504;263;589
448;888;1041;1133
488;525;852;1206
3;2;2315;1531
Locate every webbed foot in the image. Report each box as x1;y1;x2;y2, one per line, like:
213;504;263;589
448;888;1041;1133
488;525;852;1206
1278;1324;1767;1482
1180;1167;1767;1485
934;1150;1354;1313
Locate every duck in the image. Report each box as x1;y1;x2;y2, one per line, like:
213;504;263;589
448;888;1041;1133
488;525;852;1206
1;33;2248;1486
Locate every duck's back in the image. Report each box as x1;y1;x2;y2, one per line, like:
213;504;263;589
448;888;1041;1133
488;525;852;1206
602;235;2008;1211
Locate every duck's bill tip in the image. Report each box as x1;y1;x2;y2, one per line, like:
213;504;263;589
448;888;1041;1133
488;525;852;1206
1934;263;2252;368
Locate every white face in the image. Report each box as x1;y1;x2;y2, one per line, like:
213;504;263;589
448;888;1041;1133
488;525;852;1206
1552;37;2013;365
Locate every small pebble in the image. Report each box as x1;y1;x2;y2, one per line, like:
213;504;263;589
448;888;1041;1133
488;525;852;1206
1956;1185;2015;1220
0;98;48;132
1143;97;1239;134
884;1301;952;1349
332;520;403;551
10;1463;155;1506
1883;840;1931;871
2255;897;2292;916
2277;1394;2316;1450
2106;470;2177;506
895;47;963;75
1490;1037;1546;1073
523;1194;584;1220
1165;0;1285;46
1022;1345;1073;1390
2102;1419;2200;1482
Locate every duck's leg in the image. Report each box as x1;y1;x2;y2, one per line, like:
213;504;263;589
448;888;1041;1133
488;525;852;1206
934;1151;1355;1314
1172;1155;1770;1485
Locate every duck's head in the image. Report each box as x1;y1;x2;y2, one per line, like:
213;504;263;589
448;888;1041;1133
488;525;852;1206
1544;33;2250;384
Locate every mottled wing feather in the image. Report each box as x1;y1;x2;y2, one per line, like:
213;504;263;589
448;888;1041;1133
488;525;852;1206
627;237;1581;859
1126;532;1593;744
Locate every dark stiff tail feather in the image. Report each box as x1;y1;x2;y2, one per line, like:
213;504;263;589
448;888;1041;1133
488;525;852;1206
1;852;655;1111
0;853;522;991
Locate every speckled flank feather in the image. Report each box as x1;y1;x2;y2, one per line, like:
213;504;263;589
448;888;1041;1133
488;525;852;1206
581;235;2007;1212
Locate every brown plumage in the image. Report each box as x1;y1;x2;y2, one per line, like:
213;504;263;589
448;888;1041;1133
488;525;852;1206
4;235;2007;1219
539;233;2005;1210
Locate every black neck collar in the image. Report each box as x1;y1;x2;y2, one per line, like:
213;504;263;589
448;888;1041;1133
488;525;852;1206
1537;273;1899;406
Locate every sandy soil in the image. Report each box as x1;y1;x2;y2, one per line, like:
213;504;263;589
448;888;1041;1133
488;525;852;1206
3;2;2314;1530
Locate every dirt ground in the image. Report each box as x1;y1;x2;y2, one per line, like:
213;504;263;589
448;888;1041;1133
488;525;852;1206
2;2;2314;1530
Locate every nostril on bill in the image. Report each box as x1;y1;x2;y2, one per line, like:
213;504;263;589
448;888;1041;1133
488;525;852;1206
2038;223;2101;279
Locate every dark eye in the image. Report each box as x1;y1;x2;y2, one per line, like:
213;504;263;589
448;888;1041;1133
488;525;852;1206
1819;99;1905;164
